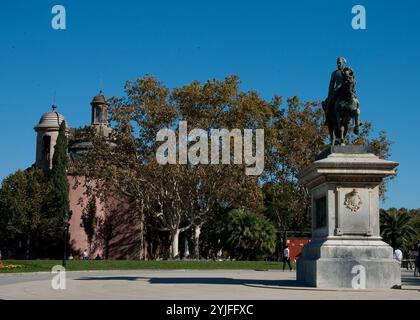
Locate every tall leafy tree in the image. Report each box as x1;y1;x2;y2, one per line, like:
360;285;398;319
50;121;70;218
0;167;51;258
81;196;97;252
75;76;270;259
380;208;417;249
42;121;71;258
0;125;74;259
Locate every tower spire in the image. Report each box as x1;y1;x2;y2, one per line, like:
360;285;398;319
52;91;58;111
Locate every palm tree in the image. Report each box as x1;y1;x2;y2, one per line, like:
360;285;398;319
380;208;417;250
222;209;276;260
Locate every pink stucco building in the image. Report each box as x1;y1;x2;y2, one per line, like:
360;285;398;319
34;92;139;259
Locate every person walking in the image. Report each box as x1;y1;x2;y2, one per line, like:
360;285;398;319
393;248;403;265
415;242;420;277
82;249;89;261
282;245;293;271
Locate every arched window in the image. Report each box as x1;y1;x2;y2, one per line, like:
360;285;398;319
101;106;107;123
42;135;51;161
95;107;101;123
42;135;51;154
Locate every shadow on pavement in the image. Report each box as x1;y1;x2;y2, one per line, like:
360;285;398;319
76;276;142;281
76;276;297;286
75;276;342;291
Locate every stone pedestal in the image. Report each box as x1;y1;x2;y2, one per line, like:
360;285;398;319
296;146;401;289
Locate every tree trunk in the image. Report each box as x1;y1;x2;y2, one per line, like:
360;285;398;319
144;238;149;261
194;225;201;259
105;239;109;259
171;229;180;258
25;235;31;260
139;212;145;260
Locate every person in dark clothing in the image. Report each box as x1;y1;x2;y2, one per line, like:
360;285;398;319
415;242;420;277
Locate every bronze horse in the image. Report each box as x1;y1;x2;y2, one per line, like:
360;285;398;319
323;67;360;146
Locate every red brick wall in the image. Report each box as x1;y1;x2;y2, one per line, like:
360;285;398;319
286;238;311;262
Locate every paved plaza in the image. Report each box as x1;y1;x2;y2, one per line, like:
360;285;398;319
0;269;419;300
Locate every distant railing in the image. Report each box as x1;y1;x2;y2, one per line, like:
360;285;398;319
401;259;415;270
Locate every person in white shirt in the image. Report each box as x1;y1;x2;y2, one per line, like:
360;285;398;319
393;248;403;264
282;245;293;271
82;249;89;261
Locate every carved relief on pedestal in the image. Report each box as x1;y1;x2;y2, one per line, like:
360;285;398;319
344;189;362;213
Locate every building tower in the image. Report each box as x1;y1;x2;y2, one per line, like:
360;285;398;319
90;91;112;137
34;105;67;170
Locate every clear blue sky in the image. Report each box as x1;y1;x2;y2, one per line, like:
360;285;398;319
0;0;419;209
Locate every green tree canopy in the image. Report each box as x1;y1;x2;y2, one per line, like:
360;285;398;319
0;167;56;258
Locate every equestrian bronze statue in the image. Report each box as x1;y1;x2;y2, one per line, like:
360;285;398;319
322;57;361;145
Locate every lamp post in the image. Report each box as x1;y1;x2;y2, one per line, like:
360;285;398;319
62;211;70;267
